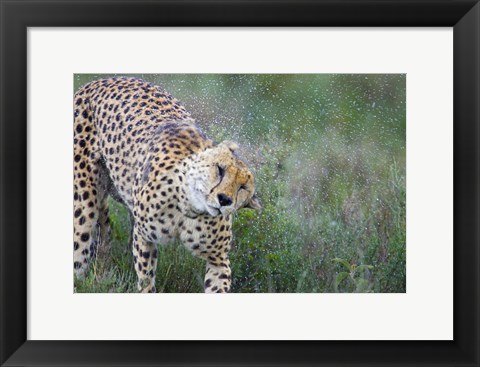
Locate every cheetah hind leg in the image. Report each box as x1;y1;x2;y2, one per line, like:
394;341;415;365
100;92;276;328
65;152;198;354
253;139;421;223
93;198;112;272
73;191;105;278
73;160;110;278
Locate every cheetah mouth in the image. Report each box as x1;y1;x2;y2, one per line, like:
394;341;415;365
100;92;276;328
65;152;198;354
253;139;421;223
207;205;221;216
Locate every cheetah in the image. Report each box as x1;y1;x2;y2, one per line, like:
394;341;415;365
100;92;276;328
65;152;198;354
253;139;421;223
73;77;260;293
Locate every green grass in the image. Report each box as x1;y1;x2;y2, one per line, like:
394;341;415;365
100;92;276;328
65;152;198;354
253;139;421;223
74;74;406;293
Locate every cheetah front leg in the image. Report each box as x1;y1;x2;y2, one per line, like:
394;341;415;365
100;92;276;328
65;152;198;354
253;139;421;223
132;226;158;293
204;260;232;293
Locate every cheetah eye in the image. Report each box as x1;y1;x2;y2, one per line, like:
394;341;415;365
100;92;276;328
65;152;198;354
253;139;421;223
217;164;225;178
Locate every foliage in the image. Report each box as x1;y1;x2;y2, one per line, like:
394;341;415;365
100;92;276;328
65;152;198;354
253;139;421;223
74;74;406;293
332;258;374;292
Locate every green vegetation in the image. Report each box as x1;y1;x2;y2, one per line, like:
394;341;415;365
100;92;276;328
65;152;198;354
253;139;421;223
74;74;406;293
332;258;374;292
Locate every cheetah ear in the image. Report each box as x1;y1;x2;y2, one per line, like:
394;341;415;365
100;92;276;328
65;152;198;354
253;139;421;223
221;140;239;152
244;194;262;210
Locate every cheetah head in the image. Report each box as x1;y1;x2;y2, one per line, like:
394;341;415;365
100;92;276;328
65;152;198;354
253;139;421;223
186;141;261;217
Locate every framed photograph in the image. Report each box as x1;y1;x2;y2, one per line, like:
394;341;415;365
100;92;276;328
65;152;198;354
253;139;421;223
1;0;479;366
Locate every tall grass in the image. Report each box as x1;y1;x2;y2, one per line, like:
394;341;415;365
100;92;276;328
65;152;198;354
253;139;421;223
74;74;406;293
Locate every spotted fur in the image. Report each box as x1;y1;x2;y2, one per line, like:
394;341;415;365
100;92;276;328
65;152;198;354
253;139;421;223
73;77;260;293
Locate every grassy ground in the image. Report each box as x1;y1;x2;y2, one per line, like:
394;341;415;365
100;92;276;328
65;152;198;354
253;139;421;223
74;74;406;293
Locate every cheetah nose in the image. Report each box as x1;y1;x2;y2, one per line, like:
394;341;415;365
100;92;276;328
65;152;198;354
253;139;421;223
218;193;233;207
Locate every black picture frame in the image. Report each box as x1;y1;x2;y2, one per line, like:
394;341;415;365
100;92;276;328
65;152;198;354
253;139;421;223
1;0;479;366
